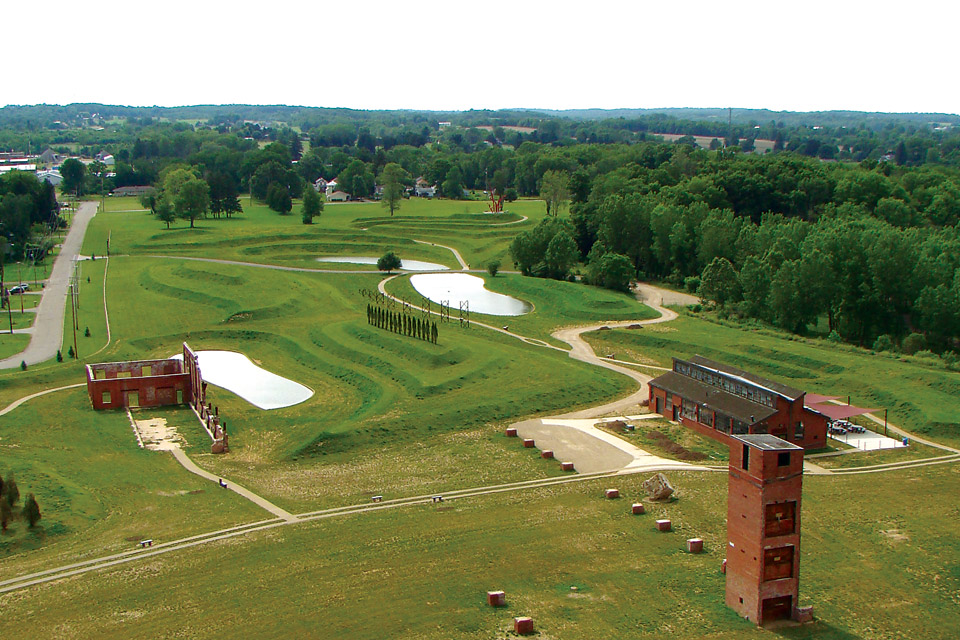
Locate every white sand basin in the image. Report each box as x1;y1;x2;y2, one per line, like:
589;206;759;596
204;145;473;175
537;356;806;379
171;351;313;410
410;273;532;316
317;256;449;271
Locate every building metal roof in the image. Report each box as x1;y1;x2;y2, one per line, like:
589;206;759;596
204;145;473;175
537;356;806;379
732;434;802;451
650;370;778;425
688;355;805;401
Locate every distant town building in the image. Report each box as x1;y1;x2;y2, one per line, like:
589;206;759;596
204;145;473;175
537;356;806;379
326;190;349;202
36;169;63;186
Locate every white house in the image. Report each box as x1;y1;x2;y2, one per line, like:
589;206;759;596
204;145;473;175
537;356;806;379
325;180;339;197
326;190;349;202
314;177;328;192
412;177;436;198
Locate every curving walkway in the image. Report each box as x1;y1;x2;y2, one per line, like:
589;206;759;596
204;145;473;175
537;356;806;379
412;239;469;270
0;201;99;369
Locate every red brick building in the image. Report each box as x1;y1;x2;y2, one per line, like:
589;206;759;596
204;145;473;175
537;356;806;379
648;356;828;450
726;434;810;625
86;343;202;410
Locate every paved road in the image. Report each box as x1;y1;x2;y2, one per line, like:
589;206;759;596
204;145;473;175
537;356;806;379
0;201;98;369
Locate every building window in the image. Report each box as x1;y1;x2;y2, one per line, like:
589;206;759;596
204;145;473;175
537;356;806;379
794;421;804;439
699;406;714;427
682;402;697;421
742;444;750;470
665;395;673;411
102;391;111;404
777;452;791;467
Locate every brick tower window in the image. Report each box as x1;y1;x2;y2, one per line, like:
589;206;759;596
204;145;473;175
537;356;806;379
765;501;796;537
777;452;791;467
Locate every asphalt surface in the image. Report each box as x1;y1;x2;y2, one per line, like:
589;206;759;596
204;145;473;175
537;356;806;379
0;201;98;369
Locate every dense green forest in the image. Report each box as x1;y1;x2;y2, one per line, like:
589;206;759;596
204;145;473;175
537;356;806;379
0;104;958;355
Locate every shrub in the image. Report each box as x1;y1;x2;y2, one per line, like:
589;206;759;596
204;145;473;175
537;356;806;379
68;346;75;359
20;360;27;371
872;334;894;352
914;349;938;360
901;332;925;355
23;493;41;528
486;259;501;277
684;276;701;293
56;350;63;362
827;330;842;343
84;326;91;337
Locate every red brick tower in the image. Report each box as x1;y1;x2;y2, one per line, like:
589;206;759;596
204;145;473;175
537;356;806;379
726;434;809;625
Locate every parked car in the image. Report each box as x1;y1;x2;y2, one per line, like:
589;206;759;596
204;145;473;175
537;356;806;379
7;283;29;295
829;424;847;435
848;425;866;434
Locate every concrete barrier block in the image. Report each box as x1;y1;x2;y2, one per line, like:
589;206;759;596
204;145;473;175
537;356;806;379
522;438;535;448
541;449;554;459
505;427;518;437
561;461;575;471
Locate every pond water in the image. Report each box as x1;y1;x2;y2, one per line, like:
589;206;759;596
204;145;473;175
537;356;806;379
317;256;449;271
410;273;532;316
171;351;314;410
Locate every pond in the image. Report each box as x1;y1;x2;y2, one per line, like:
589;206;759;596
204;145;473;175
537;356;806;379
317;256;449;271
171;351;314;410
409;273;532;316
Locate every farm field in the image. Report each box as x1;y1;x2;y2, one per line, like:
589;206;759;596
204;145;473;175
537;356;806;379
1;197;958;639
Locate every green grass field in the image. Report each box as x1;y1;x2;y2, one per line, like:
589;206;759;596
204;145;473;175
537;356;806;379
0;464;956;639
2;198;958;639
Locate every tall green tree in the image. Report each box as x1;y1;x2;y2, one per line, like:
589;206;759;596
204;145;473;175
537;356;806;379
301;185;323;224
698;257;741;306
380;163;407;216
540;170;570;217
173;176;210;227
60;158;86;196
265;183;292;214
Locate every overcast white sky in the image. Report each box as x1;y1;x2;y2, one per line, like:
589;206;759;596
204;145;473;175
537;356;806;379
3;0;956;115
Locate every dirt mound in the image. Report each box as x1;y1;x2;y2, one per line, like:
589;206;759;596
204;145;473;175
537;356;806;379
646;430;707;461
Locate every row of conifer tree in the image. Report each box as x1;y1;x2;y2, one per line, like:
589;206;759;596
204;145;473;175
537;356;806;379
367;304;438;343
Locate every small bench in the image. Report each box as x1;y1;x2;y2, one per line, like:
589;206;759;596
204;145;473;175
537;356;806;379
431;495;444;503
139;539;153;548
371;495;383;502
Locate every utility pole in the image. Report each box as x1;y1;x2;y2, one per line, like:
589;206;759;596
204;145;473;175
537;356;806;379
18;261;23;313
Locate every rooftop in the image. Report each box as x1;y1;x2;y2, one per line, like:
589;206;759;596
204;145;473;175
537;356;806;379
732;434;802;451
650;370;778;425
687;355;804;401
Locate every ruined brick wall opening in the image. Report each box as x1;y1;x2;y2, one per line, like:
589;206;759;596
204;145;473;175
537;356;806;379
762;546;794;582
762;595;792;622
765;501;797;537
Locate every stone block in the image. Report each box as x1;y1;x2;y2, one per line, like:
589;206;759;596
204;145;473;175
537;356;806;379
632;503;645;515
486;590;506;607
605;489;620;499
656;519;672;532
522;438;535;448
687;538;704;553
505;427;518;437
541;450;554;459
514;617;534;635
561;461;575;471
